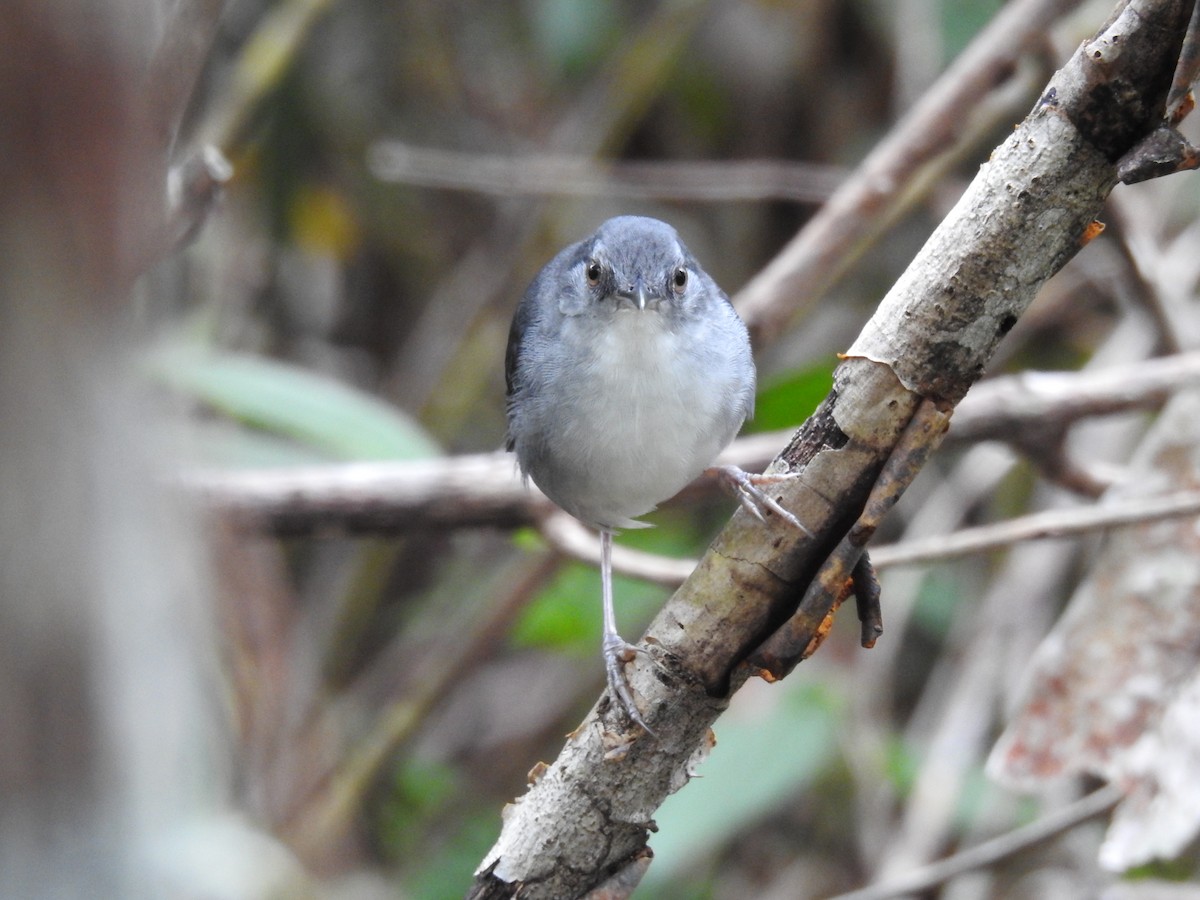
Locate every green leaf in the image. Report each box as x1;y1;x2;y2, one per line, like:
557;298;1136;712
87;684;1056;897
940;0;1004;63
510;559;669;654
182;418;335;468
509;520;702;653
401;812;500;900
645;682;842;885
883;733;920;795
527;0;620;77
749;358;836;433
146;345;441;463
377;759;458;860
379;759;500;899
911;567;967;639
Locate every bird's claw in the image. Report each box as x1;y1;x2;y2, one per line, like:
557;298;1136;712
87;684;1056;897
602;632;655;736
712;465;812;536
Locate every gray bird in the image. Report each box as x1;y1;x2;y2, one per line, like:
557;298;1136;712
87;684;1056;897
505;216;804;733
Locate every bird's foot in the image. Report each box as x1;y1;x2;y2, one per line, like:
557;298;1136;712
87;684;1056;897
710;465;812;535
602;632;655;736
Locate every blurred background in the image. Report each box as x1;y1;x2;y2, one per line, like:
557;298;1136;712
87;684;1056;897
4;0;1200;897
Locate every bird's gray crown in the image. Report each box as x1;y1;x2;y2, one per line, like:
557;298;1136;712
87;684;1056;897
588;216;687;274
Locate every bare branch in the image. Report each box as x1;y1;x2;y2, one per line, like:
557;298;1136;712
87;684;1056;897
186;452;548;533
182;436;789;534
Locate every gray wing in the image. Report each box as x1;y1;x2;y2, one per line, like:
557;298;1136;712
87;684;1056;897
503;283;537;451
504;238;589;451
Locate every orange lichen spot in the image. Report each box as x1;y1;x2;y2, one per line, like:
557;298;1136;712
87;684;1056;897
802;608;838;660
836;576;856;604
1081;220;1106;245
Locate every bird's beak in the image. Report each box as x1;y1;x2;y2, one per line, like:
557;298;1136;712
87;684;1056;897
618;276;652;311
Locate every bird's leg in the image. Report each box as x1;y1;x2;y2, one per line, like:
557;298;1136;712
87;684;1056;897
600;528;655;735
708;465;812;535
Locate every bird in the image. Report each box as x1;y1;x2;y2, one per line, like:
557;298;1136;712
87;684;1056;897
505;215;806;733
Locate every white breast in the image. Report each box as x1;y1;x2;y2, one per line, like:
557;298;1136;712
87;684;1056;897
533;308;750;529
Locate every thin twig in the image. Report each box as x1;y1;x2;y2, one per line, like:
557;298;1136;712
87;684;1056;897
166;145;233;249
367;142;846;203
545;488;1200;583
826;785;1122;900
869;488;1200;568
540;512;694;586
149;0;226;154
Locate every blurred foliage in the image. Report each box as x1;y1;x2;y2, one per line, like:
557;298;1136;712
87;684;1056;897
939;0;1005;59
147;341;441;462
648;683;842;883
512;560;668;653
512;515;705;651
156;0;1200;896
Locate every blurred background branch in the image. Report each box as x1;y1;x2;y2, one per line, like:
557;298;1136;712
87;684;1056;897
368;142;847;202
187;349;1200;533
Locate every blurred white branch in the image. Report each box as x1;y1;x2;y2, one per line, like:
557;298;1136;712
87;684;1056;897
187;351;1200;533
368;141;846;203
824;786;1122;900
542;487;1200;584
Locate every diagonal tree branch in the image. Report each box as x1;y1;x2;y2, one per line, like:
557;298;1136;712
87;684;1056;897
467;2;1195;896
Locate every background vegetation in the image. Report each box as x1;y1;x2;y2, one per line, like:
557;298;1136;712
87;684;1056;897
6;0;1200;897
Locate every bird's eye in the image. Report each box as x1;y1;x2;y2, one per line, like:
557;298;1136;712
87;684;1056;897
671;267;689;293
585;260;603;286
